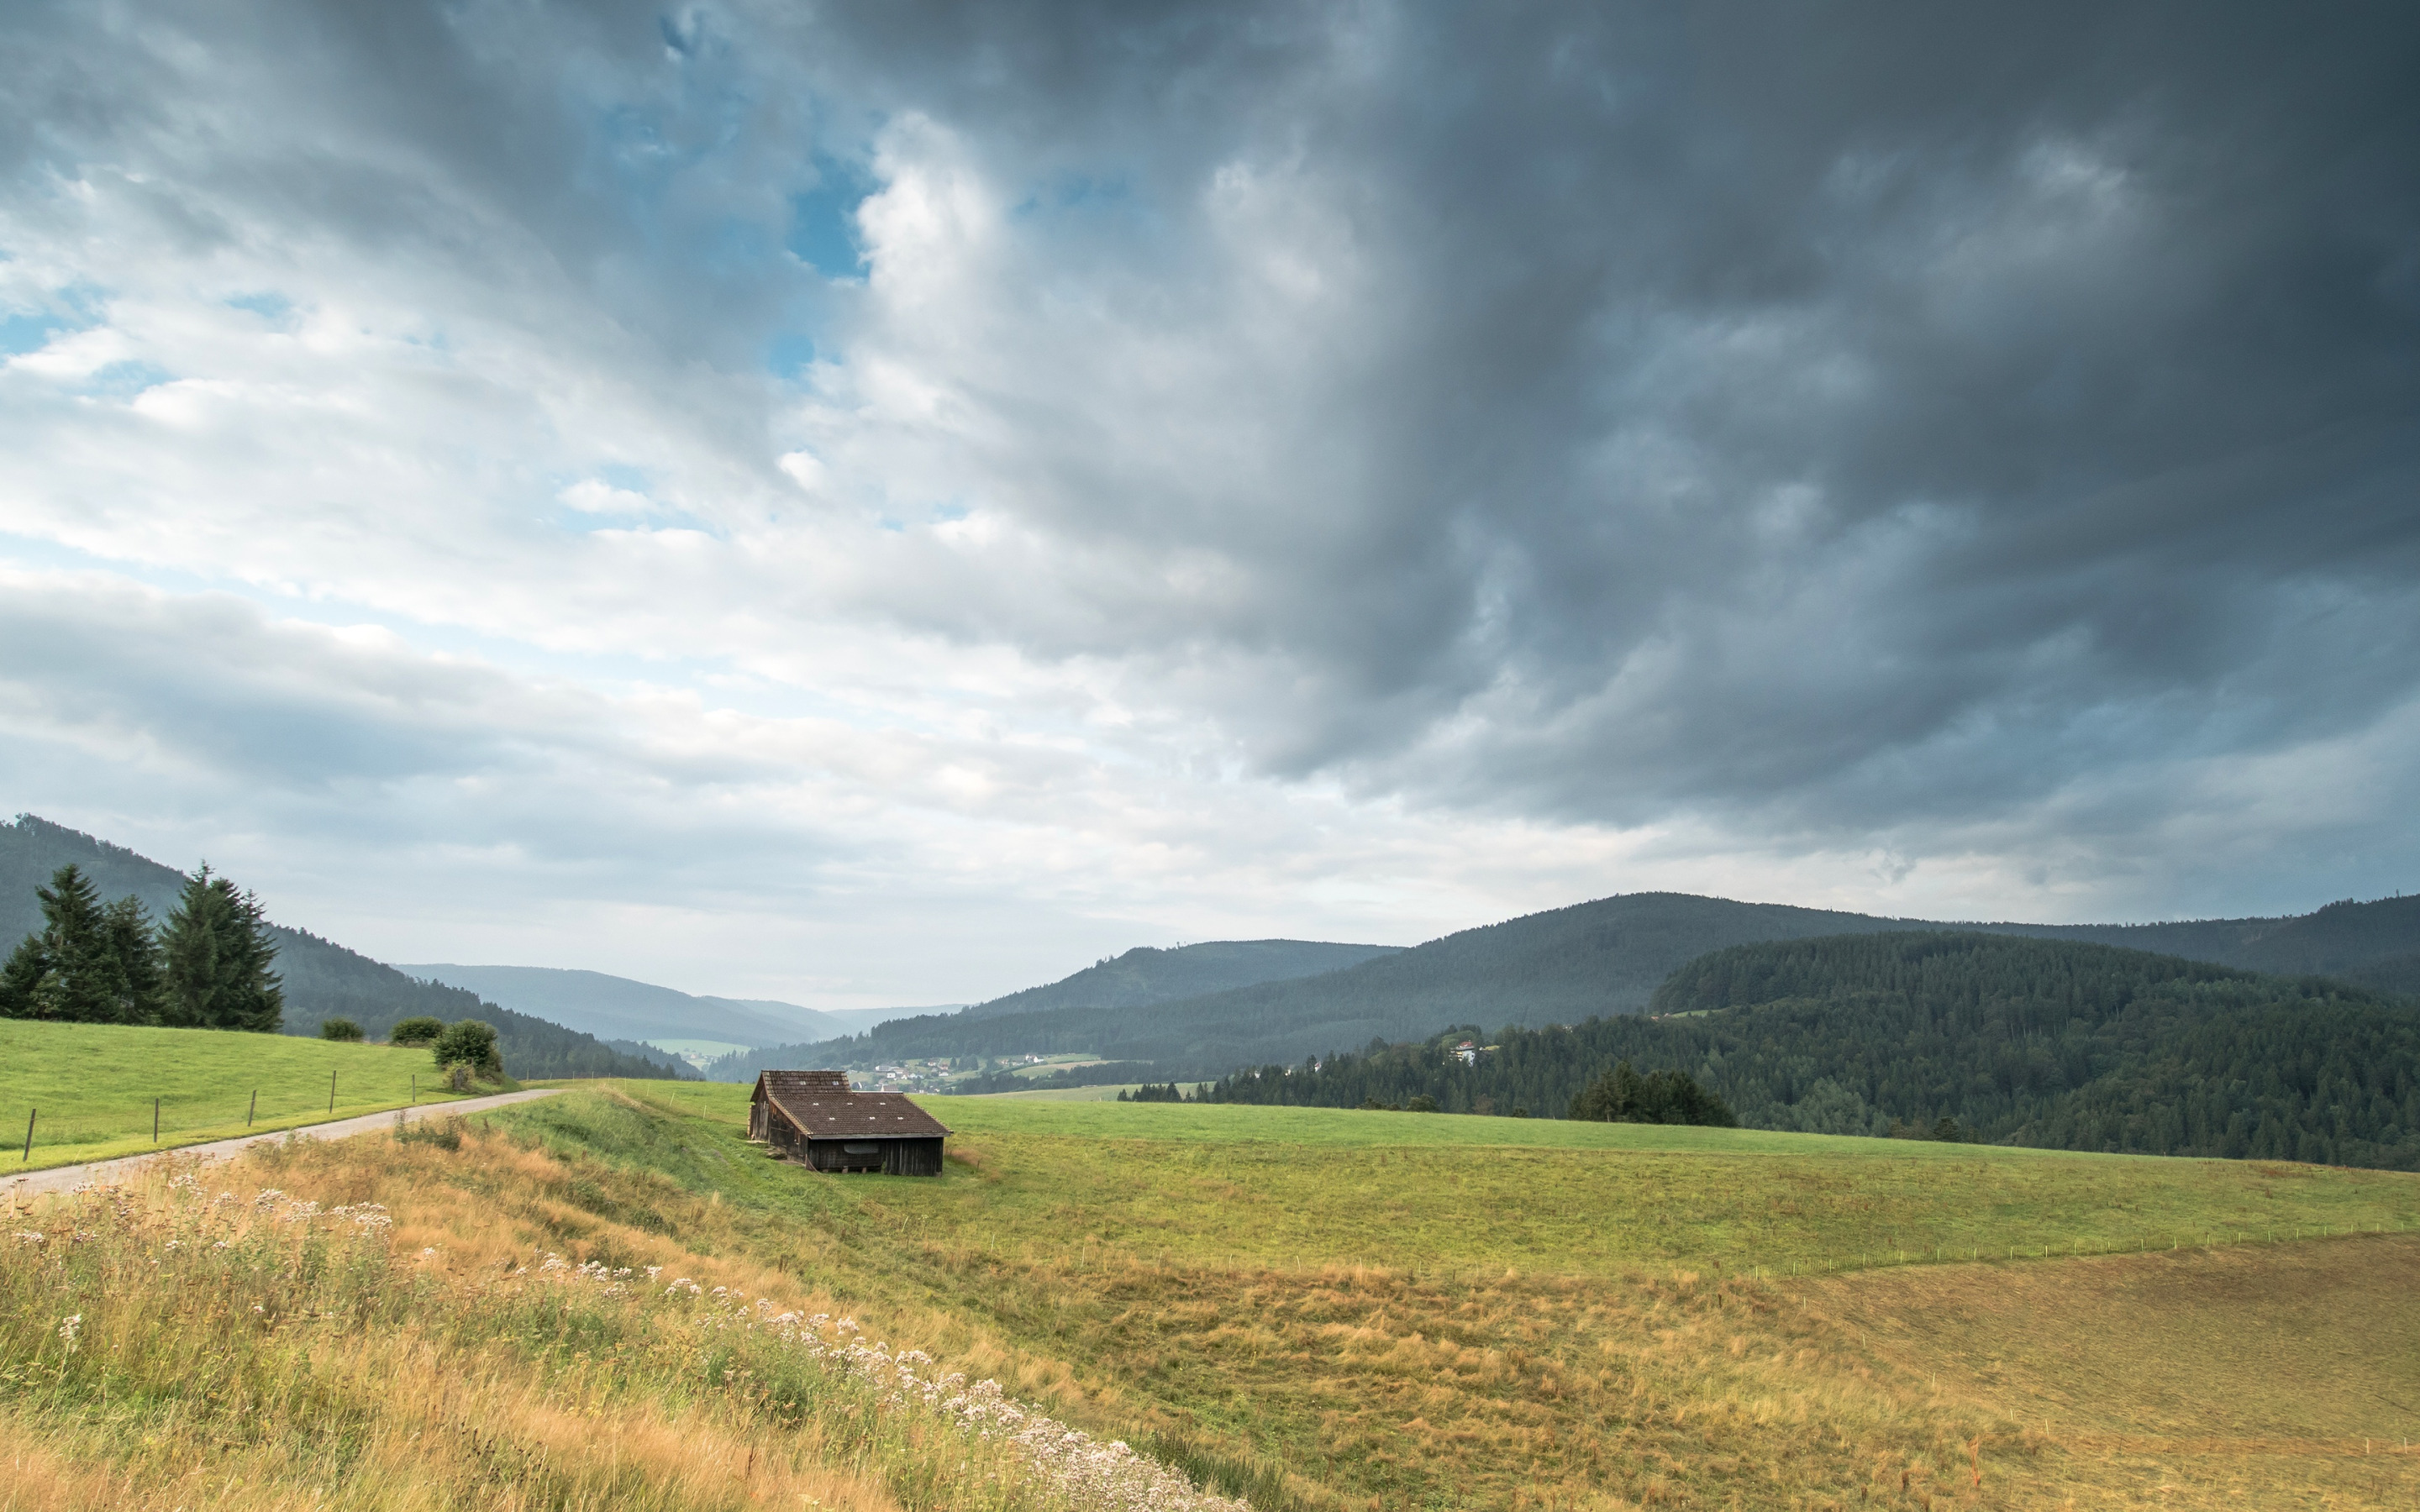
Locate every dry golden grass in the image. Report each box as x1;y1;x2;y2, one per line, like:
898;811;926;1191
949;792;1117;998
0;1121;1230;1512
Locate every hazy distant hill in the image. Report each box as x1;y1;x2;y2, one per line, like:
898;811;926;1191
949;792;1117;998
702;937;1402;1082
390;964;859;1048
838;891;2420;1084
1;816;686;1080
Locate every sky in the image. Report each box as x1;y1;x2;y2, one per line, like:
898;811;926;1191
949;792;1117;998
3;2;2417;1009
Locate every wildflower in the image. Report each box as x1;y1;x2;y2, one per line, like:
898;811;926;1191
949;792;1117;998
644;1265;662;1279
58;1315;81;1352
13;1231;40;1247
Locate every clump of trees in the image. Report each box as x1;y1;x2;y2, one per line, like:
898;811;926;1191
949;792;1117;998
319;1018;365;1042
0;864;282;1032
431;1019;502;1084
1116;1082;1184;1103
1567;1061;1735;1126
390;1016;445;1047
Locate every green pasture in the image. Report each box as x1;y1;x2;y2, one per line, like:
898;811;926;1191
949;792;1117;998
0;1019;490;1170
534;1083;2420;1278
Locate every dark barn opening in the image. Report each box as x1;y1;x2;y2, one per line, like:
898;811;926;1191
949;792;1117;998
747;1069;951;1176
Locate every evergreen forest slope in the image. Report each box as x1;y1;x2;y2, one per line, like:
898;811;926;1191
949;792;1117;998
824;894;1952;1077
1;816;684;1081
1205;932;2420;1169
819;892;2420;1084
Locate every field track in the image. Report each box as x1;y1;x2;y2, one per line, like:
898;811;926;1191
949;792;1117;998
2;1088;559;1200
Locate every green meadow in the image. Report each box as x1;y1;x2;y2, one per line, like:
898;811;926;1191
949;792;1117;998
475;1082;2420;1510
634;1080;2420;1278
0;1019;492;1169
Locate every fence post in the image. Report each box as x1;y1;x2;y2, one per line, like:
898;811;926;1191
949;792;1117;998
329;1069;337;1116
411;1074;416;1106
153;1097;160;1145
247;1090;257;1126
19;1109;30;1162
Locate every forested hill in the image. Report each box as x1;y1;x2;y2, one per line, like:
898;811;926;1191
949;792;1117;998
1982;894;2420;995
1205;932;2420;1170
813;894;1932;1078
833;891;2420;1083
2;815;685;1081
960;939;1402;1020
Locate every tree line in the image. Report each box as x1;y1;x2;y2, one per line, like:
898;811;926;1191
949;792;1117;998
1;864;282;1031
1197;932;2420;1169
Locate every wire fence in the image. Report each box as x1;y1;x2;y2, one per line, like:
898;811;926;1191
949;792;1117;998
5;1071;463;1163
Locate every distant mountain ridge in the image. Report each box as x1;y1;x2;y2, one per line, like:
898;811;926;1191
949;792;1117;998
388;964;878;1049
1;816;686;1081
800;891;2420;1084
699;937;1403;1082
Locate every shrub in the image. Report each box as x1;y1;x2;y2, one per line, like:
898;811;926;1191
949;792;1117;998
1405;1094;1439;1114
318;1018;364;1042
390;1016;445;1047
431;1020;502;1078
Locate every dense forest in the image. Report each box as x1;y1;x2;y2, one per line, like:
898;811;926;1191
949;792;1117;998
1202;933;2420;1170
1;816;685;1081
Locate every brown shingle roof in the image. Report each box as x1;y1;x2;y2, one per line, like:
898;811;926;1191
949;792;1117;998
755;1071;953;1140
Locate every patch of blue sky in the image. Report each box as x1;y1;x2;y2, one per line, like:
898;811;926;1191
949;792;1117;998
0;310;70;355
767;332;818;379
786;154;877;279
225;291;292;321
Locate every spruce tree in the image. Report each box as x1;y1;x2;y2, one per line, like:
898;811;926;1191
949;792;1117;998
99;895;166;1025
161;865;285;1032
0;865;116;1021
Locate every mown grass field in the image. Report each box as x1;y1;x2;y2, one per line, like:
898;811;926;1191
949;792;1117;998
477;1084;2420;1510
0;1020;492;1169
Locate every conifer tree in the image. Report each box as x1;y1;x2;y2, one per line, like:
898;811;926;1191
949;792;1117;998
0;865;117;1021
161;865;284;1032
99;894;166;1025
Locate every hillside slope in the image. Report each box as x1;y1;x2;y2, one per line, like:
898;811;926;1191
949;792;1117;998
703;937;1404;1081
960;938;1402;1018
836;892;2420;1084
1;815;685;1080
836;893;1932;1076
1207;932;2420;1169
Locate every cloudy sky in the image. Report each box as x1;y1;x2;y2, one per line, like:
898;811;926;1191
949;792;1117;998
3;3;2417;1007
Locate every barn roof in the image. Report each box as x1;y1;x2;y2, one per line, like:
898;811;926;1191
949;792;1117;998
755;1070;953;1140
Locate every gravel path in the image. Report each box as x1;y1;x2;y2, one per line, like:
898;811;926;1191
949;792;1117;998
3;1088;561;1201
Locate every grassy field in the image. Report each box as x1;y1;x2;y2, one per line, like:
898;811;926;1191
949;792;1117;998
0;1020;495;1169
471;1084;2420;1509
9;1082;2416;1509
0;1123;1188;1512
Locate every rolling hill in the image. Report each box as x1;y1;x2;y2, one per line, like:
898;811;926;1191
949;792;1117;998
1204;932;2420;1169
700;937;1402;1081
1;815;686;1081
789;891;2420;1084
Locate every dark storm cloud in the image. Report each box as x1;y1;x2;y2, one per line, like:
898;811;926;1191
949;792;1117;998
742;2;2420;835
7;0;2419;900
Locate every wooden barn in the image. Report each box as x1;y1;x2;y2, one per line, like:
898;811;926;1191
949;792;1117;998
747;1069;951;1176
